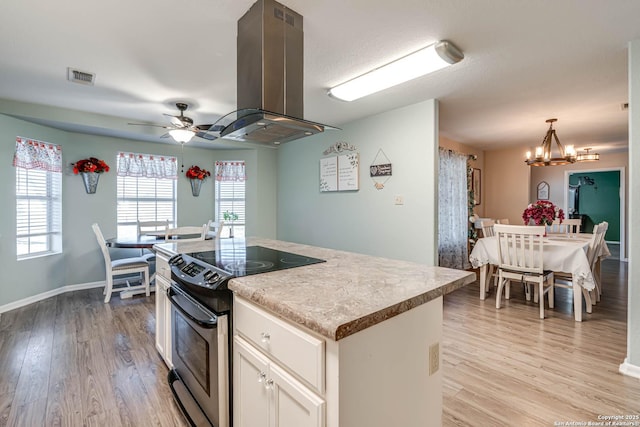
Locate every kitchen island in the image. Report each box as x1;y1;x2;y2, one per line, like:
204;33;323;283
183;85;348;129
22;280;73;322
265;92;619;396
155;237;475;427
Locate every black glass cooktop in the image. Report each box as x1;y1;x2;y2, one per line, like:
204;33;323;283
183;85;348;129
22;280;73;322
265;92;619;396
186;245;326;277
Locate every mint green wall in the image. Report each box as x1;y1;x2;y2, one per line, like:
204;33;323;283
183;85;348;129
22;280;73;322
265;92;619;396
569;171;620;241
276;99;439;265
0;110;277;308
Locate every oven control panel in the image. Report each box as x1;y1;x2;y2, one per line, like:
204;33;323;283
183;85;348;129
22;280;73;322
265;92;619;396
169;254;233;290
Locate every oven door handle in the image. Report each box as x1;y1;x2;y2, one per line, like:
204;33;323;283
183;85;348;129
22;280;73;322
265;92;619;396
168;286;218;329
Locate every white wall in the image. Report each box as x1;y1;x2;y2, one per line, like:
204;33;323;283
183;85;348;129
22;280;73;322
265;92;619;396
0;105;278;309
276;99;439;265
621;38;640;378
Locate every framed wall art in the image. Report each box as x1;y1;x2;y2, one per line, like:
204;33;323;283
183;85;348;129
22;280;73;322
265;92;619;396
537;181;550;200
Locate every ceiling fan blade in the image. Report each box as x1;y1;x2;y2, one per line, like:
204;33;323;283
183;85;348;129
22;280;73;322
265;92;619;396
163;114;186;127
128;122;173;129
195;131;219;141
160;132;172;139
196;124;225;132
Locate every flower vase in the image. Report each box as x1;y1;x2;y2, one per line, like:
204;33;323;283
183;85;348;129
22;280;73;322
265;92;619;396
228;223;234;238
190;179;202;197
81;172;100;194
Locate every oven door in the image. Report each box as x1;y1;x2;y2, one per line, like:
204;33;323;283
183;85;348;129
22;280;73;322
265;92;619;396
168;284;229;427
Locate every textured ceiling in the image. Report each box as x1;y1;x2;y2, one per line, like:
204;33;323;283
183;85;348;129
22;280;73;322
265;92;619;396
1;0;638;153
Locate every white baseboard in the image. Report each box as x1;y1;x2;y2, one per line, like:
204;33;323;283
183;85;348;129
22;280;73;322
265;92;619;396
619;358;640;379
0;281;105;314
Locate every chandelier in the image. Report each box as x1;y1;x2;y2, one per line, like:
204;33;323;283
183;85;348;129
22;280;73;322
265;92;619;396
576;147;600;162
525;118;576;166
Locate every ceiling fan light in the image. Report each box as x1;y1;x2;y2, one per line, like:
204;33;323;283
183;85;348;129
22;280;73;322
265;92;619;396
169;129;195;143
327;40;463;102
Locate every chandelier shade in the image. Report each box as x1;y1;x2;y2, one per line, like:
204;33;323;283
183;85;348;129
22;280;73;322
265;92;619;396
525;118;576;167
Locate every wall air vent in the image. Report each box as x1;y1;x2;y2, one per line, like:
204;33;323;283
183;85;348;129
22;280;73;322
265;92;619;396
67;67;95;85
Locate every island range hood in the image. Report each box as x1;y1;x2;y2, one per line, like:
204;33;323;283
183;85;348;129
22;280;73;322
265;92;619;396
220;0;334;144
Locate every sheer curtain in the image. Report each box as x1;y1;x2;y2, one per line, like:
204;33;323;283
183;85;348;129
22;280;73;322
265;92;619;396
438;148;469;269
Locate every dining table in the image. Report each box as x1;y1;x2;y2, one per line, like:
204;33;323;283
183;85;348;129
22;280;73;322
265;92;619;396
469;233;610;321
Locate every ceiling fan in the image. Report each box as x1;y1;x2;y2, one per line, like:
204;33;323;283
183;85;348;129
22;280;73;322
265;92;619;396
128;102;222;143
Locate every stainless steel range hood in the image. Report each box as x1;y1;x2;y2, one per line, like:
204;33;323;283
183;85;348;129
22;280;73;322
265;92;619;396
220;0;333;144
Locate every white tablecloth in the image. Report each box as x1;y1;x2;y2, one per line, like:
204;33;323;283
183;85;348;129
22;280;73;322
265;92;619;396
469;234;609;291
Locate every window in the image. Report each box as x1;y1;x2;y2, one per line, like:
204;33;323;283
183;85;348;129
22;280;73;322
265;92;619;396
215;161;246;238
116;152;177;238
13;137;63;259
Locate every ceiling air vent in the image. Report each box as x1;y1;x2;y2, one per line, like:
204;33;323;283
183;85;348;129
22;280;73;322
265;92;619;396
67;67;95;85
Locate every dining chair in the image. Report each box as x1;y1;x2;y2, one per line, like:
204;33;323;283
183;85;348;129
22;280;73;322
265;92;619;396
496;218;509;224
206;220;225;240
92;223;150;303
479;219;496;237
546;218;581;235
165;224;208;242
552;222;606;314
494;224;554;319
137;220;169;237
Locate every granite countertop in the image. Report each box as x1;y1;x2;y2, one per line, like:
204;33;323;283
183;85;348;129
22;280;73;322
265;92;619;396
155;237;475;341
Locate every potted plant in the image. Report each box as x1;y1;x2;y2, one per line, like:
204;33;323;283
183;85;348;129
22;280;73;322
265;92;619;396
223;210;239;238
72;157;110;194
185;165;211;196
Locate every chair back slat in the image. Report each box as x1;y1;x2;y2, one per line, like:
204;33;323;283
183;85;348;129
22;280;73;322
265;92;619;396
546;218;582;235
494;224;545;274
587;222;608;266
165;225;207;242
92;223;112;266
137;220;169;237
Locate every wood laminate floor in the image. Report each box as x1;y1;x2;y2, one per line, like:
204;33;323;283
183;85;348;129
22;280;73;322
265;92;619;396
443;253;639;426
0;253;636;426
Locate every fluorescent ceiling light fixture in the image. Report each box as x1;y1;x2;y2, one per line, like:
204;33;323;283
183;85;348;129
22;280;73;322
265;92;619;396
328;40;464;102
169;129;195;143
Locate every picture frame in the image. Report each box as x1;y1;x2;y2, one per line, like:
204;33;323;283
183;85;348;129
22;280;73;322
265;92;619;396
537;181;550;200
472;168;481;205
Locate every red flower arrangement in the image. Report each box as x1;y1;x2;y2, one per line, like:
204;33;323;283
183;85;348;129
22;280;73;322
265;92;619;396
522;200;565;226
185;165;211;180
72;157;110;174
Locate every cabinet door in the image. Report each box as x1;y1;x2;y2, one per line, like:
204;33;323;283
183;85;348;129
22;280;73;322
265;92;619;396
234;337;270;427
155;276;167;358
155;275;172;367
270;363;325;427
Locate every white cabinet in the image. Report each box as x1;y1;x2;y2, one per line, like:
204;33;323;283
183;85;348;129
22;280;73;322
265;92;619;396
155;252;172;367
234;297;325;427
234;336;324;427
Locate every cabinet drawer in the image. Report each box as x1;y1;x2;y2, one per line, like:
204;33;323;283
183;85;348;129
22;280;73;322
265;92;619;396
156;253;170;280
234;297;325;394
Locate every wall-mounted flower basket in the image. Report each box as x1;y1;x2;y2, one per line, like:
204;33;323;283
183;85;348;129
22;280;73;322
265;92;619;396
72;157;109;195
185;165;211;197
81;172;100;194
190;178;202;197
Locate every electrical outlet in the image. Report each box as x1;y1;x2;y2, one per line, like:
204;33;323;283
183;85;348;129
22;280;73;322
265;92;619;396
394;195;404;205
429;342;439;375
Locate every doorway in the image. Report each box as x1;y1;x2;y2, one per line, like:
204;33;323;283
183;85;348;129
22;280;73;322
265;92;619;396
564;167;625;260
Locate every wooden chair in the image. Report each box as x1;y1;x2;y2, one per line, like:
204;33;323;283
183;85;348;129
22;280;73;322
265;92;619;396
546;218;581;235
92;223;150;303
494;224;554;319
206;220;225;240
137;220;169;237
165;225;207;242
479;219;496;237
552;221;606;313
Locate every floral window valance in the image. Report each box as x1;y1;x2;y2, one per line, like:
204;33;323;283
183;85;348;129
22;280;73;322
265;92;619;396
215;161;247;182
12;136;62;173
116;152;178;179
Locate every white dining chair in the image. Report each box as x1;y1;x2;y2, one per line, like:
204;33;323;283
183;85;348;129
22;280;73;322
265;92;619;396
206;220;225;240
165;224;207;242
479;219;496;237
496;218;510;224
546;218;581;235
494;224;554;319
588;221;608;302
92;223;150;303
137;220;169;237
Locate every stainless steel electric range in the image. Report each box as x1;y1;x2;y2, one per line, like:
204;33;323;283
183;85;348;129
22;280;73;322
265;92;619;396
167;245;325;427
